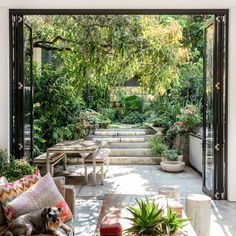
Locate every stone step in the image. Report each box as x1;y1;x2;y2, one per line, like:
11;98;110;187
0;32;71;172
94;130;146;136
105;142;149;148
109;148;153;157
109;156;161;165
96;128;155;134
91;135;153;143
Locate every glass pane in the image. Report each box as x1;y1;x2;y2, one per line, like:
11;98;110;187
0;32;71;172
23;25;32;159
205;24;214;191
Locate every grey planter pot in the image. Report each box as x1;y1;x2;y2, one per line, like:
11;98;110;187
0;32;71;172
160;161;185;172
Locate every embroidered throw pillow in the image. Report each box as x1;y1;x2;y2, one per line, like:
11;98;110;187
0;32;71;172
7;173;72;223
0;170;41;222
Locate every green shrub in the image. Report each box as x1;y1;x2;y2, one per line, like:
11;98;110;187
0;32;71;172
162;149;178;161
149;136;167;156
0;150;36;182
99;120;110;129
124;95;144;115
101;108;117;121
121;112;145;124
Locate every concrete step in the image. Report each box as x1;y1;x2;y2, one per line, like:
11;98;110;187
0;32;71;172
109;156;161;165
109;148;153;157
91;135;153;143
94;130;146;136
105;142;149;148
96;128;155;134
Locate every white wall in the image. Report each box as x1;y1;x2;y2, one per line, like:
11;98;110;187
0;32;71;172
0;0;235;200
0;8;9;153
0;0;236;9
227;8;236;201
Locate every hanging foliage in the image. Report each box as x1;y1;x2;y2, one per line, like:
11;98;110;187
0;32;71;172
28;15;188;95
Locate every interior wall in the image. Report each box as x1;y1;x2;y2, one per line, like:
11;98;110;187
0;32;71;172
227;8;236;201
0;1;235;201
0;8;9;153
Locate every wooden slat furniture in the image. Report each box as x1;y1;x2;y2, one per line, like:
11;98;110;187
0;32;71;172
33;152;67;176
84;148;110;185
46;140;99;185
95;194;197;236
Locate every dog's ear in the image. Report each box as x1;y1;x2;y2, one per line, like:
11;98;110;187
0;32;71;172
47;207;52;214
42;207;49;217
58;207;63;212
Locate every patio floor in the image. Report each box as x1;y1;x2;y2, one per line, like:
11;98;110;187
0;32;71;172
66;165;236;236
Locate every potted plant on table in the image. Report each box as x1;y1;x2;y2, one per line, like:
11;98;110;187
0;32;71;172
160;149;185;173
126;197;190;236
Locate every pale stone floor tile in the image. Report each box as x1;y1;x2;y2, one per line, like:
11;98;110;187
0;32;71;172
66;165;236;236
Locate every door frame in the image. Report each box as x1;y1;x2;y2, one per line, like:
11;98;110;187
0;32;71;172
9;8;229;199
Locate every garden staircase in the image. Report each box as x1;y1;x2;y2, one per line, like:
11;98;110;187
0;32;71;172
89;126;162;165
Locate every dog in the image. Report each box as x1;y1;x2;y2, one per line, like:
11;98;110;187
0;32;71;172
5;207;72;236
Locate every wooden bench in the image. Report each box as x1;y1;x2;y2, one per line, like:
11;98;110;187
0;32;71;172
33;152;67;176
84;148;110;185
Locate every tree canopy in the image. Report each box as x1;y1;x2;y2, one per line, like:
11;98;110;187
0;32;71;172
29;15;188;95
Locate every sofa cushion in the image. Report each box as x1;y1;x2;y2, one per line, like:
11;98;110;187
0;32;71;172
7;173;72;223
0;171;41;222
0;177;7;227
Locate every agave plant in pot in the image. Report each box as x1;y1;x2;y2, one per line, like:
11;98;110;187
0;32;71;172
125;197;190;236
160;149;185;173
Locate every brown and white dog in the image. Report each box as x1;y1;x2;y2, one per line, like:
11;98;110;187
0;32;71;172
6;207;72;236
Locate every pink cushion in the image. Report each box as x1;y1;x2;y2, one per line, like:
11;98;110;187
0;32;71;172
7;173;72;223
0;171;41;222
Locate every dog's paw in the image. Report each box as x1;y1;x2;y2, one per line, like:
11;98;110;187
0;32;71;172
61;224;72;233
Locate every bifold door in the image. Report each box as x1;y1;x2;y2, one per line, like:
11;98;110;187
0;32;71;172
10;15;33;160
203;15;227;199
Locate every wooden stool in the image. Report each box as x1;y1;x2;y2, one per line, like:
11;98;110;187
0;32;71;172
186;194;211;236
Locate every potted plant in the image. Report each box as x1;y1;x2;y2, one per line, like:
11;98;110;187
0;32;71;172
149;136;167;156
126;197;190;236
160;149;185;172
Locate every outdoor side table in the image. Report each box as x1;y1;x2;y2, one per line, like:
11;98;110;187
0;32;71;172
46;140;99;185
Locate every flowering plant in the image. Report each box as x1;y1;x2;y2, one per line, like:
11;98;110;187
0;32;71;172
173;104;202;135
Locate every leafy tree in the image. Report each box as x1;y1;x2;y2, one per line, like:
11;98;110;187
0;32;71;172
28;15;188;96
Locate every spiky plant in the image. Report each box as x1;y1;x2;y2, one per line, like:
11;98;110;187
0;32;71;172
163;208;191;236
125;197;165;236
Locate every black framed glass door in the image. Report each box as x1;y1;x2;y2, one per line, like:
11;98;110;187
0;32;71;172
11;15;33;160
203;15;227;199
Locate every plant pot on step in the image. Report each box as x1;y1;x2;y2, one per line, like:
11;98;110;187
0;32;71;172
160;160;185;172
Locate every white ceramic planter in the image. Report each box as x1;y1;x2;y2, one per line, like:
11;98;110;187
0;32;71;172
160;161;185;172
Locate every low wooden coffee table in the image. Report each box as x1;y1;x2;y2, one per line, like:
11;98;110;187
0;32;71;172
95;194;197;236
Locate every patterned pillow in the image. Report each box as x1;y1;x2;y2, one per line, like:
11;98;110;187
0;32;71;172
7;173;72;223
0;171;41;222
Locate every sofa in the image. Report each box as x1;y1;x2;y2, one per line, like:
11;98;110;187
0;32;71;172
0;176;76;236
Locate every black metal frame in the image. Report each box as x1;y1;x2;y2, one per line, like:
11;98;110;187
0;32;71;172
9;8;229;199
203;15;228;199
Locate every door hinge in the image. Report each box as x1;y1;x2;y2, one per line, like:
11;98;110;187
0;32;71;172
216;16;221;22
215;82;220;90
17;16;23;23
215;143;220;151
215;192;220;199
18;143;24;150
18;82;23;90
221;192;225;199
